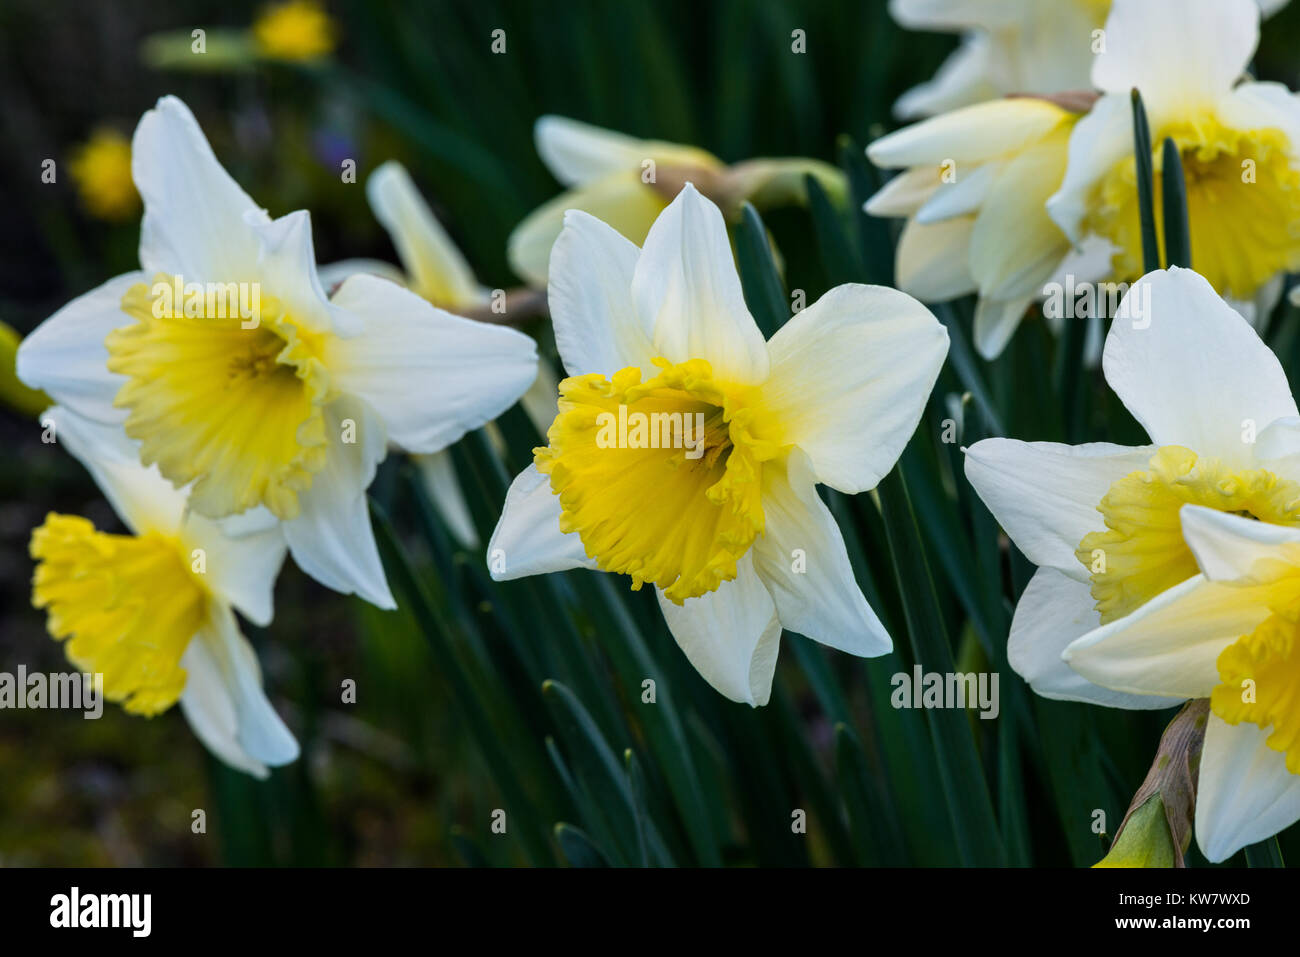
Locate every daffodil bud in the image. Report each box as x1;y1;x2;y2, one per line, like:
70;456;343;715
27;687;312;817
0;322;49;419
1094;700;1208;868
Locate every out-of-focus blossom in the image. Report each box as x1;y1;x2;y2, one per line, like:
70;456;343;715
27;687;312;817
252;0;337;62
68;129;139;221
507;116;846;286
866;95;1100;358
889;0;1290;120
319;160;557;548
30;407;297;779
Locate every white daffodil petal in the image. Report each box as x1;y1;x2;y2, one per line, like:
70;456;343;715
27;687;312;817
751;449;891;656
547;210;657;378
535;115;660;187
508;172;667;287
1195;714;1300;862
895;216;978;302
893;33;999;120
179;635;270;779
915;161;998;224
1256;416;1300;466
868;98;1067;169
656;555;782;707
415;450;480;548
1063;575;1271;699
864;166;941;218
761;283;947;494
487;465;597;580
1093;0;1258;113
968;129;1072;302
1047;93;1133;243
1103;268;1296;461
183;513;287;628
632;183;770;384
889;0;1021;30
963;438;1157;579
327;273;538;453
36;405;184;538
190;601;299;769
133;95;266;280
315;258;410;296
972;295;1034;361
251;209;346;336
366;161;483;307
283;397;394;609
1180;503;1300;582
15;271;144;425
1009;567;1184;709
1217;82;1300;160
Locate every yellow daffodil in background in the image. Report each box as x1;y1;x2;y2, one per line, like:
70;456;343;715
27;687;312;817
251;0;337;62
17;96;538;609
866;94;1106;358
319;160;558;547
140;0;336;71
30;407;297;778
1049;0;1300;320
889;0;1289;119
965;268;1300;860
507;116;846;286
68;128;139;222
489;184;948;705
1065;505;1300;859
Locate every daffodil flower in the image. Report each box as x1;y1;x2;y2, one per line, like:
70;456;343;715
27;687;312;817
507;116;845;286
1048;0;1300;317
889;0;1110;119
68;128;139;222
17;96;539;608
965;268;1300;717
318;160;558;547
251;0;337;62
867;95;1107;358
30;407;297;778
1063;504;1300;859
889;0;1288;120
489;184;948;705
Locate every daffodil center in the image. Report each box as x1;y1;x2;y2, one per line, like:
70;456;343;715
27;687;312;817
30;513;207;717
1077;446;1300;624
107;274;331;521
1085;119;1300;299
535;358;772;604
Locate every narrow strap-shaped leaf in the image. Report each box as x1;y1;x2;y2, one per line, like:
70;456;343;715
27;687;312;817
1131;89;1161;273
805;172;860;286
370;500;556;864
542;679;642;866
876;467;1005;865
1245;836;1285;867
734;202;789;337
1161;136;1192;269
554;823;613;868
